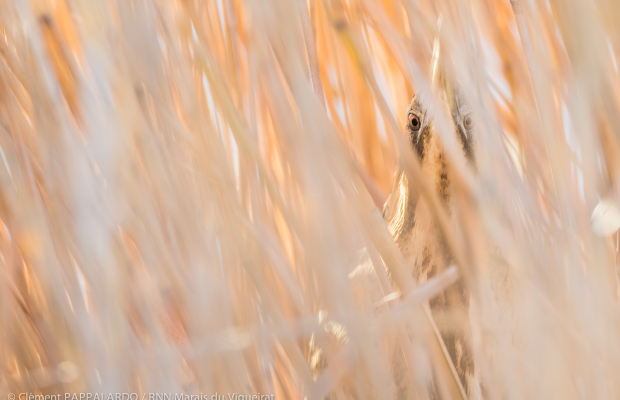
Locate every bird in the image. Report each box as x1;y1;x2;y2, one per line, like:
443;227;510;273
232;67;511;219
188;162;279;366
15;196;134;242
381;75;478;399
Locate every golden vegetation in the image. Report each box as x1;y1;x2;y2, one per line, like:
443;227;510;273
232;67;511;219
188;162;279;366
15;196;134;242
1;0;620;398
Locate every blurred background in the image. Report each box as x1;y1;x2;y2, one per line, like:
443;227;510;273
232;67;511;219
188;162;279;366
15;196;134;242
1;0;620;398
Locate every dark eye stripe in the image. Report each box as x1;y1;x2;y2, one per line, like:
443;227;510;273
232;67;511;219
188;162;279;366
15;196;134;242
457;124;474;161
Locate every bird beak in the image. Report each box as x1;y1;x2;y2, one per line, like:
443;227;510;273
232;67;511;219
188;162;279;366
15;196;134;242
431;15;458;121
431;15;443;90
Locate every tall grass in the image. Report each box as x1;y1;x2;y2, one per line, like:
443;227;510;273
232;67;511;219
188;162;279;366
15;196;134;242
1;0;620;398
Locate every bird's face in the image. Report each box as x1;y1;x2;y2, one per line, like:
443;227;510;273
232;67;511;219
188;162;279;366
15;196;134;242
383;85;477;260
406;87;476;168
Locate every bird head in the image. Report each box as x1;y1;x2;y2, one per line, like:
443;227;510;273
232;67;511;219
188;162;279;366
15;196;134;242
383;38;477;256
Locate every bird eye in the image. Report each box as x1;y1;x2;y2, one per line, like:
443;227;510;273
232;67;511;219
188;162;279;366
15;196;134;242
463;113;475;130
409;113;421;131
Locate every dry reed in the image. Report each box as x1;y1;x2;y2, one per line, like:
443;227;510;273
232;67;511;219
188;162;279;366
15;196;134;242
1;0;620;399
